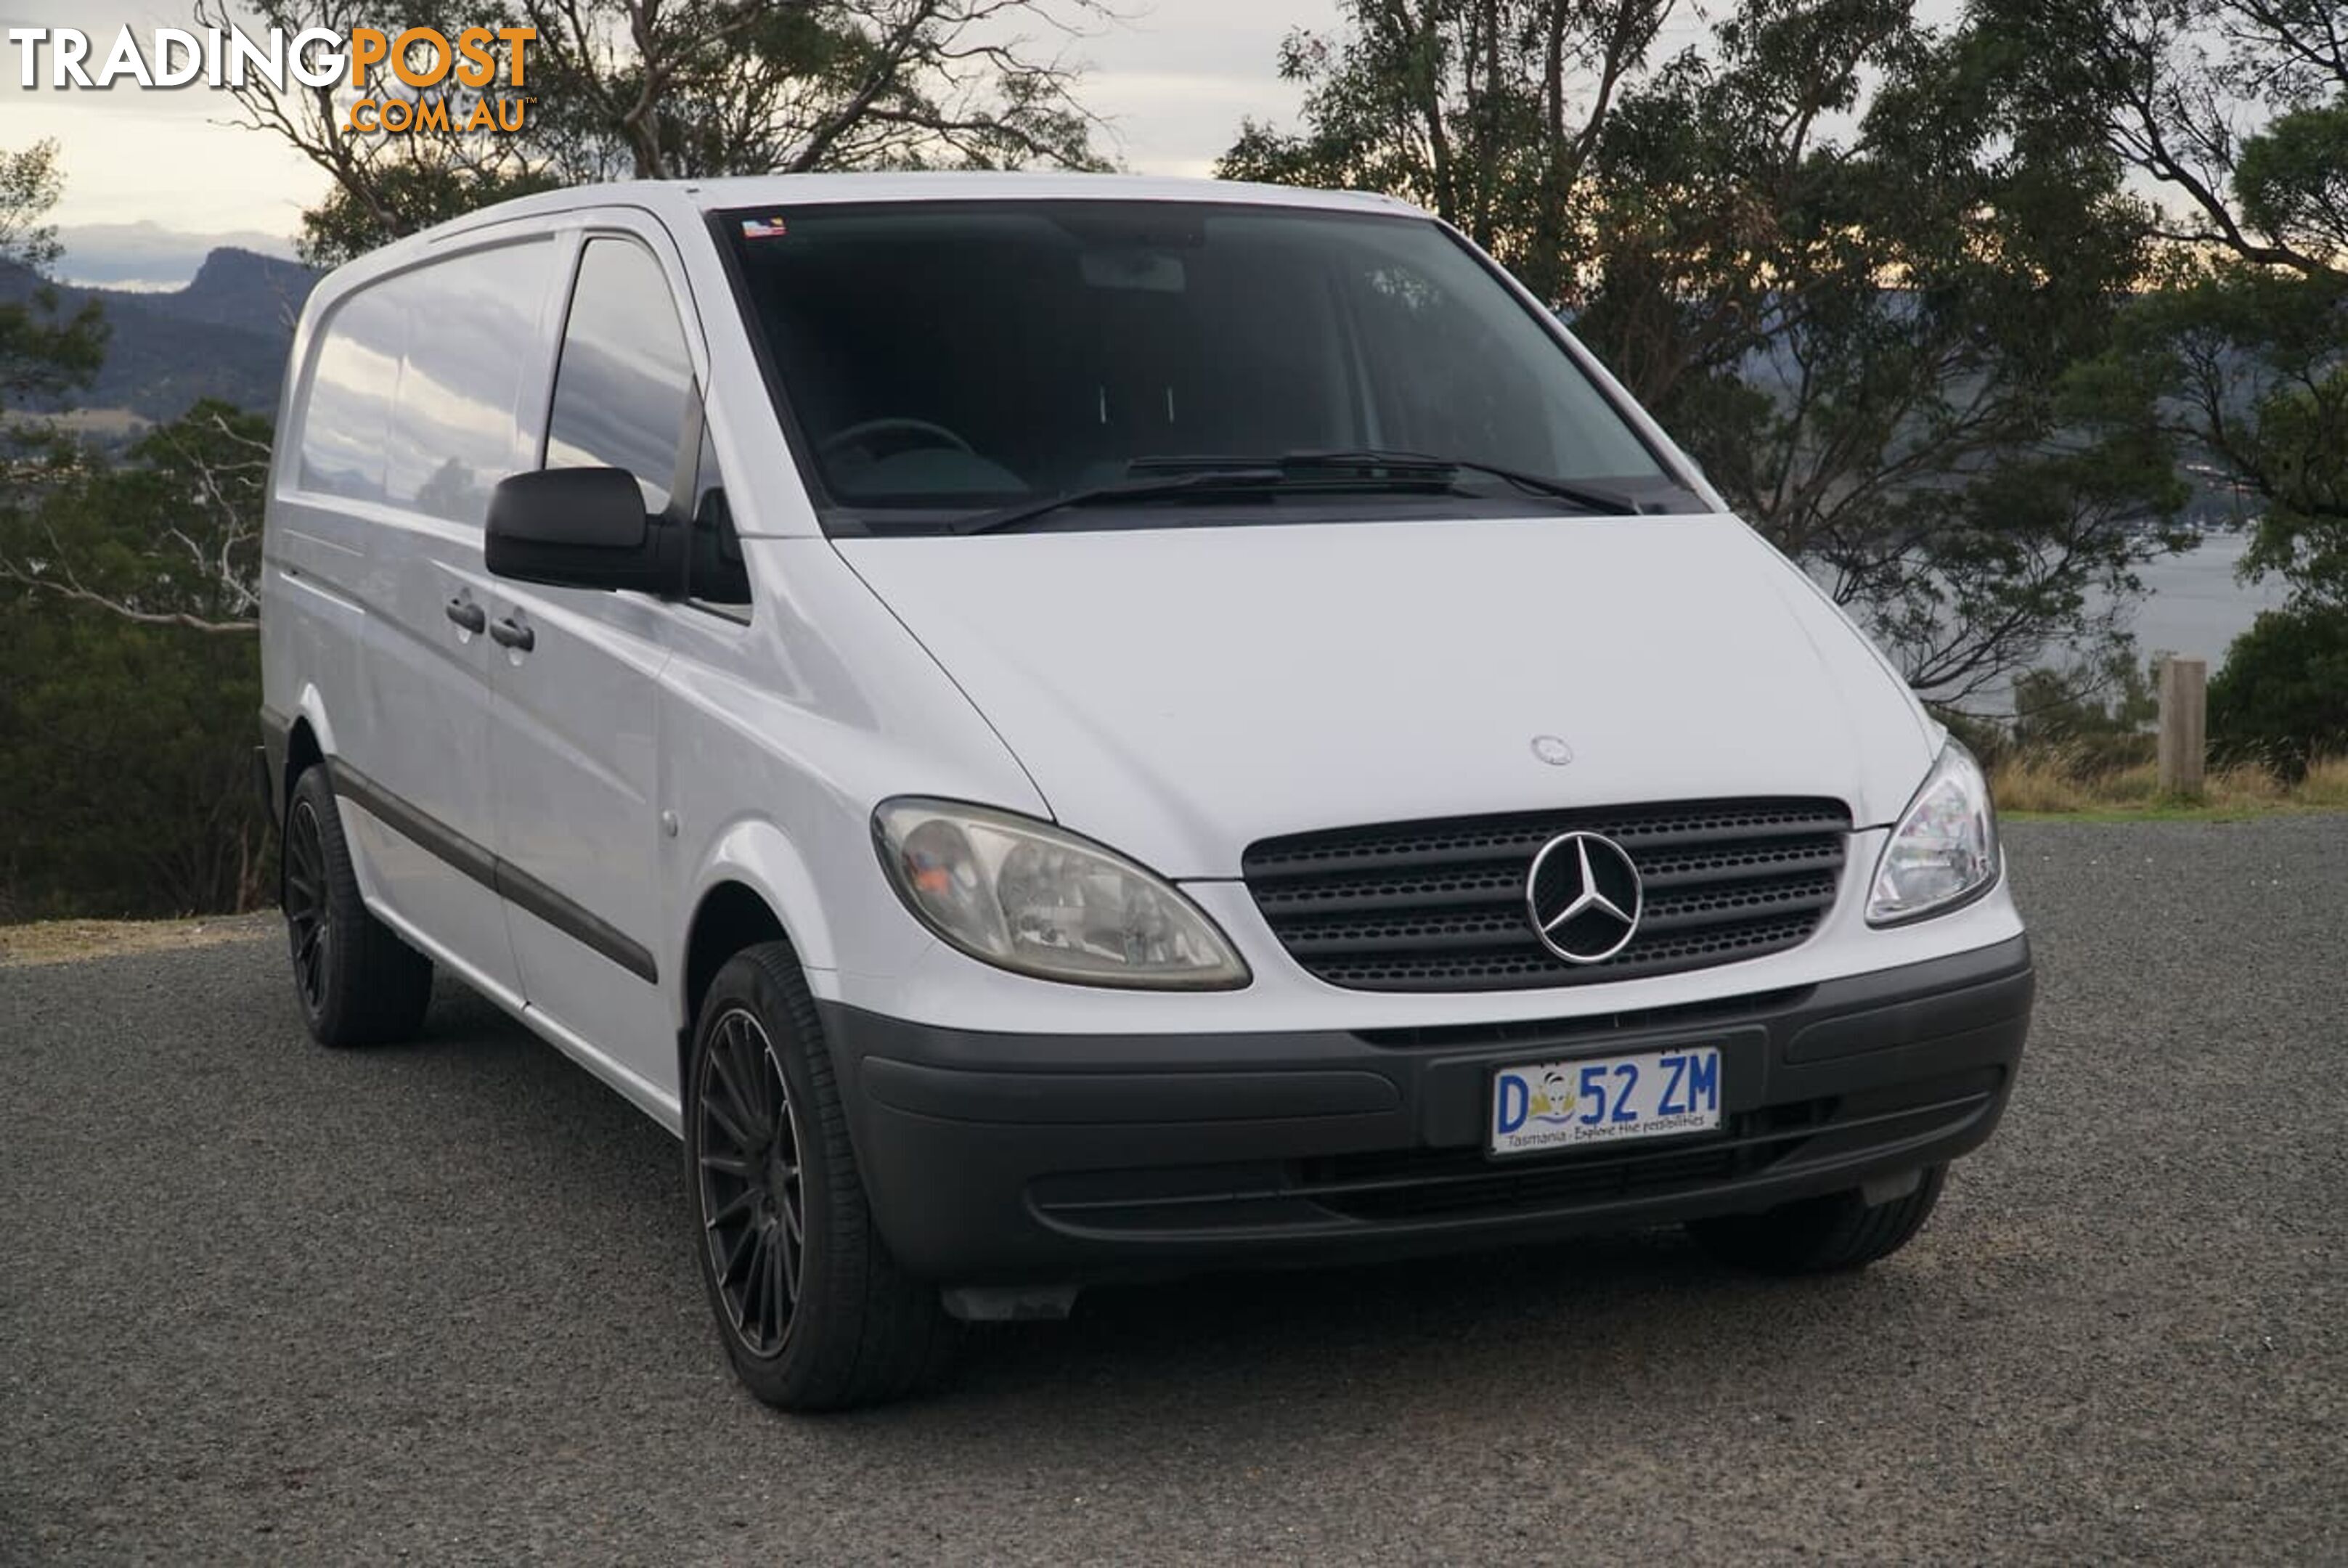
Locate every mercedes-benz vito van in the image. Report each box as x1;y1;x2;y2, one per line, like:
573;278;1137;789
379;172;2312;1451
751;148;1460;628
258;174;2032;1410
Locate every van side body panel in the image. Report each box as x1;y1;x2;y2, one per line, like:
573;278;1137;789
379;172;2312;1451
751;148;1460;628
264;232;572;1000
659;538;1056;1006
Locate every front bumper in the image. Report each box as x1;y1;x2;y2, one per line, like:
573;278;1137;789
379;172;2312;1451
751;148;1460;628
820;936;2033;1284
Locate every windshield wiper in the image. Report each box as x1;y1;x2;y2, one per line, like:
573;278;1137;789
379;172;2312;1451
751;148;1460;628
954;449;1650;536
1133;449;1647;516
953;465;1288;536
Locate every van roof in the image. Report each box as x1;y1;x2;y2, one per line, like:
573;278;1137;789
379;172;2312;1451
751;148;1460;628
396;172;1424;252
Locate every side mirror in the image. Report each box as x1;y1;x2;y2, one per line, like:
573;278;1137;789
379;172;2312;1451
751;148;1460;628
486;467;677;593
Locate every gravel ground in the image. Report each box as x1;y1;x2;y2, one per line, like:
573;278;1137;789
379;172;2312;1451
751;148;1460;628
3;819;2343;1564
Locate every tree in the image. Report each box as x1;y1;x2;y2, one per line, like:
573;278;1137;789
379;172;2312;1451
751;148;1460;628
1986;0;2348;606
0;137;264;628
0;402;277;918
2009;648;2161;772
0;140;109;492
0;401;270;633
1223;1;2186;708
0;595;272;918
0;140;270;916
200;0;1114;264
2115;261;2348;606
1220;1;1680;307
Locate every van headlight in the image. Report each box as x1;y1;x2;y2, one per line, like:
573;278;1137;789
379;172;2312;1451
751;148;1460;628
873;799;1250;989
1867;741;2001;926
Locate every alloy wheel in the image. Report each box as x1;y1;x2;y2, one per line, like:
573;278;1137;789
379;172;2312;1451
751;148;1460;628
696;1007;806;1357
284;798;333;1013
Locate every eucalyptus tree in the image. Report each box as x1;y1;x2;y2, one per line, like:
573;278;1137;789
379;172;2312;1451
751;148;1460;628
199;0;1114;264
1222;1;2185;709
1983;0;2348;609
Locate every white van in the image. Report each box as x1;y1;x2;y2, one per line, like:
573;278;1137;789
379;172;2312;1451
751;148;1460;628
258;174;2032;1410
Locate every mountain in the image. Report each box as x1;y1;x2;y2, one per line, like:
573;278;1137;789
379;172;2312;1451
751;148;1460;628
1;248;322;424
144;247;320;335
57;221;300;292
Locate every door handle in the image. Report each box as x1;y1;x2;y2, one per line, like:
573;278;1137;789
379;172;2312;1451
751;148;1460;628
488;616;535;653
444;596;486;634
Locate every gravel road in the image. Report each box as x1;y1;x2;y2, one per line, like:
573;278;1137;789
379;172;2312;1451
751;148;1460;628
4;820;2343;1564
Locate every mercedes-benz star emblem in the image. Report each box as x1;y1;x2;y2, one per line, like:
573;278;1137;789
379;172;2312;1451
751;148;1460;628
1525;831;1643;964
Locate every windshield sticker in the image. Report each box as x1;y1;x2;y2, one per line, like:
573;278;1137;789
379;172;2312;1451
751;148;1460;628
739;216;789;240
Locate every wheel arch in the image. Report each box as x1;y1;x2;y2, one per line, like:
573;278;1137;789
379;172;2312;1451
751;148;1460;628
682;883;787;1023
283;717;325;807
277;691;338;907
280;684;339;804
676;820;839;1083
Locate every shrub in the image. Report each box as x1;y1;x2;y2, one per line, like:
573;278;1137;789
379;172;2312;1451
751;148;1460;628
0;597;267;919
2209;605;2348;780
2009;656;2160;775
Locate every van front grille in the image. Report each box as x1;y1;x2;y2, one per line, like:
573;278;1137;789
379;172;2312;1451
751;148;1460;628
1242;799;1851;992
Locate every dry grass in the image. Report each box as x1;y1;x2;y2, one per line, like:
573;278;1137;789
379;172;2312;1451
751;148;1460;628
1986;752;2095;813
0;913;274;968
2295;754;2348;809
1989;747;2344;817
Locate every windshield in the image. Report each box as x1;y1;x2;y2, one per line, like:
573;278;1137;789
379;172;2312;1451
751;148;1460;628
720;200;1679;533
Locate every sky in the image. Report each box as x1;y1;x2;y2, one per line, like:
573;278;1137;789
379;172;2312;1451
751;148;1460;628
0;0;1368;283
3;1;1907;287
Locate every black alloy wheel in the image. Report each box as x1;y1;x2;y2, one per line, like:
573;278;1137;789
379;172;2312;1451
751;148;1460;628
683;942;955;1410
284;795;334;1016
279;764;433;1048
696;1005;807;1357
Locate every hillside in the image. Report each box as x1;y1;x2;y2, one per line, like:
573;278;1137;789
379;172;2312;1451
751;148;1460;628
1;248;320;423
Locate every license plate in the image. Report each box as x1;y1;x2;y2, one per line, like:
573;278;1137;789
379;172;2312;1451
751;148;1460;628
1489;1046;1723;1157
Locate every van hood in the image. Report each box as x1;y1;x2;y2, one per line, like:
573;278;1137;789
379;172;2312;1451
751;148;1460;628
834;515;1936;878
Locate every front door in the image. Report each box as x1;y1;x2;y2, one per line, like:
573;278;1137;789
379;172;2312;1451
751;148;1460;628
485;228;699;1113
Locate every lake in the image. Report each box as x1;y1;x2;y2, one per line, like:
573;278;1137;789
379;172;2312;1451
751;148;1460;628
2117;532;2293;668
1905;531;2294;714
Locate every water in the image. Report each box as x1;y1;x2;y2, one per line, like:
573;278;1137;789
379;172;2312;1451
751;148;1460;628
1875;531;2293;715
2115;532;2293;669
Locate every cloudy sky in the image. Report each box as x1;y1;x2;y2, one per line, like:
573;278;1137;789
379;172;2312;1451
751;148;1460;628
2;1;1392;282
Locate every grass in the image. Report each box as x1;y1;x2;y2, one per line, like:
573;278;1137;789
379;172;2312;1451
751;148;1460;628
2294;754;2348;810
1991;747;2347;820
0;912;273;968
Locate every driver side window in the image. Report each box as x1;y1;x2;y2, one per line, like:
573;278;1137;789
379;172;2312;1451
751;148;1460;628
545;237;695;517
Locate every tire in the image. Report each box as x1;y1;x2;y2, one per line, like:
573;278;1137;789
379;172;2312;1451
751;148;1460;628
685;941;956;1412
281;764;434;1048
1687;1165;1948;1275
